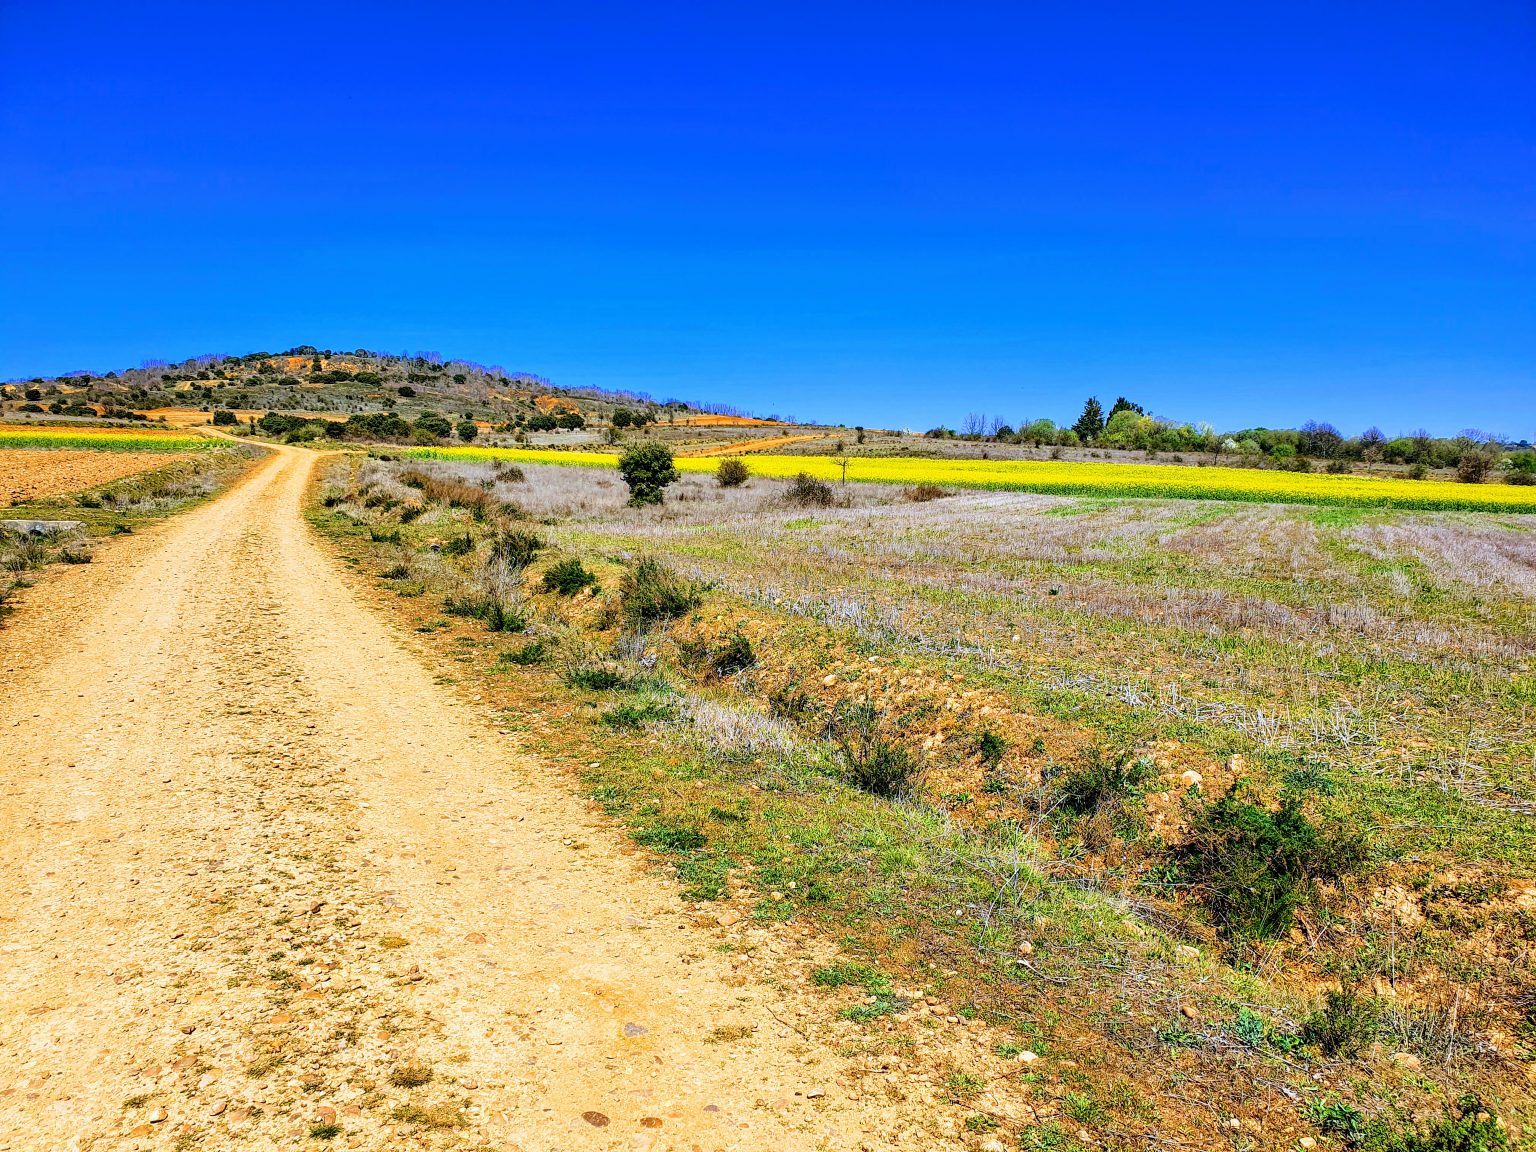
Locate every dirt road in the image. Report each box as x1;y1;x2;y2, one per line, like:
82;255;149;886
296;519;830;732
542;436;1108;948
0;447;951;1151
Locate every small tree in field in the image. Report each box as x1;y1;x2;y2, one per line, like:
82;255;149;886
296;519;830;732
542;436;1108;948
456;419;478;442
618;441;679;506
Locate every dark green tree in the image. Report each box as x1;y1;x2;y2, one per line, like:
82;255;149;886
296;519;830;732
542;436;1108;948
1073;397;1105;443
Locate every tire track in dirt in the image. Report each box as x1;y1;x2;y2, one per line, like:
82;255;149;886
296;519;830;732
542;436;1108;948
0;446;958;1151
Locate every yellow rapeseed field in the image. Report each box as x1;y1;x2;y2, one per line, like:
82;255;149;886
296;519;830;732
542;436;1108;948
0;425;212;453
403;445;1536;513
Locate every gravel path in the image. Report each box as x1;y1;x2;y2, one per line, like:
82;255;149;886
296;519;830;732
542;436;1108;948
0;446;955;1151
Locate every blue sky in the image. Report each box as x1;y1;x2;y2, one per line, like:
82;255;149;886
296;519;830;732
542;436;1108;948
1;2;1531;436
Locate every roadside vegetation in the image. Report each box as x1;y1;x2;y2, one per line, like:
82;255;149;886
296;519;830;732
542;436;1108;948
310;451;1535;1149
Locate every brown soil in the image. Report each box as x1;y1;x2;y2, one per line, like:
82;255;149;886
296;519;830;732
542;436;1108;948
0;449;191;507
0;446;998;1150
683;435;840;458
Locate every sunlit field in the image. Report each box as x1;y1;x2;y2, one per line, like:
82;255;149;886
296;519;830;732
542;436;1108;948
0;425;214;452
404;445;1536;512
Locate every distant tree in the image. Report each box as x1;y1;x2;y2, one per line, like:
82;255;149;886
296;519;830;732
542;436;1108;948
618;441;679;506
414;412;453;439
1298;420;1344;459
456;419;479;442
1072;397;1105;443
23;387;41;401
1108;396;1144;419
211;409;238;426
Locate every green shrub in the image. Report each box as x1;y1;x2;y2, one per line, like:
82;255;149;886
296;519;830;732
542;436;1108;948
601;701;675;729
977;730;1007;767
212;409;238;426
786;472;834;507
456;419;478;442
716;457;750;487
618;441;679;506
499;640;548;665
828;701;918;798
491;529;543;568
565;664;629;690
1301;988;1378;1057
1176;788;1366;940
443;590;526;632
440;532;476;557
620;556;706;624
1056;751;1153;819
711;633;755;674
542;557;597;595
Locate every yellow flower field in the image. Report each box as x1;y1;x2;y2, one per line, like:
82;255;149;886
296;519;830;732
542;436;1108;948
0;425;213;453
402;445;1536;513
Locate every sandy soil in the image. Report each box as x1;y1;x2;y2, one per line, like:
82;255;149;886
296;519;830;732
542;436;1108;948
0;446;978;1151
0;450;191;507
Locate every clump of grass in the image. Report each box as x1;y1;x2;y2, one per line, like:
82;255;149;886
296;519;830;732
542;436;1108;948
1302;988;1378;1057
944;1071;987;1104
711;633;756;674
704;1024;754;1043
601;700;675;730
309;1122;341;1140
565;663;629;690
388;1060;434;1088
440;531;476;557
620;556;706;625
491;528;543;568
390;1102;465;1129
632;823;707;853
542;557;597;595
827;701;918;798
976;729;1007;767
443;588;527;632
811;962;890;992
903;484;948;502
500;639;548;665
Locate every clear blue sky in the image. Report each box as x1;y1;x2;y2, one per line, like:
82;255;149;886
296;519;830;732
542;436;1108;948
2;2;1531;436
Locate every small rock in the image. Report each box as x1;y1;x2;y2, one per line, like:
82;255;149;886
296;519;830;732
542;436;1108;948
1175;944;1200;962
1180;1005;1199;1021
714;910;742;927
981;1141;1009;1152
148;1107;167;1124
208;1100;227;1116
581;1110;610;1127
1391;1052;1422;1071
128;1124;155;1137
1016;1050;1038;1063
465;932;486;944
179;1023;196;1034
1017;940;1034;955
1180;770;1202;789
1299;1139;1317;1149
639;1116;663;1128
624;1023;648;1037
822;675;837;686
